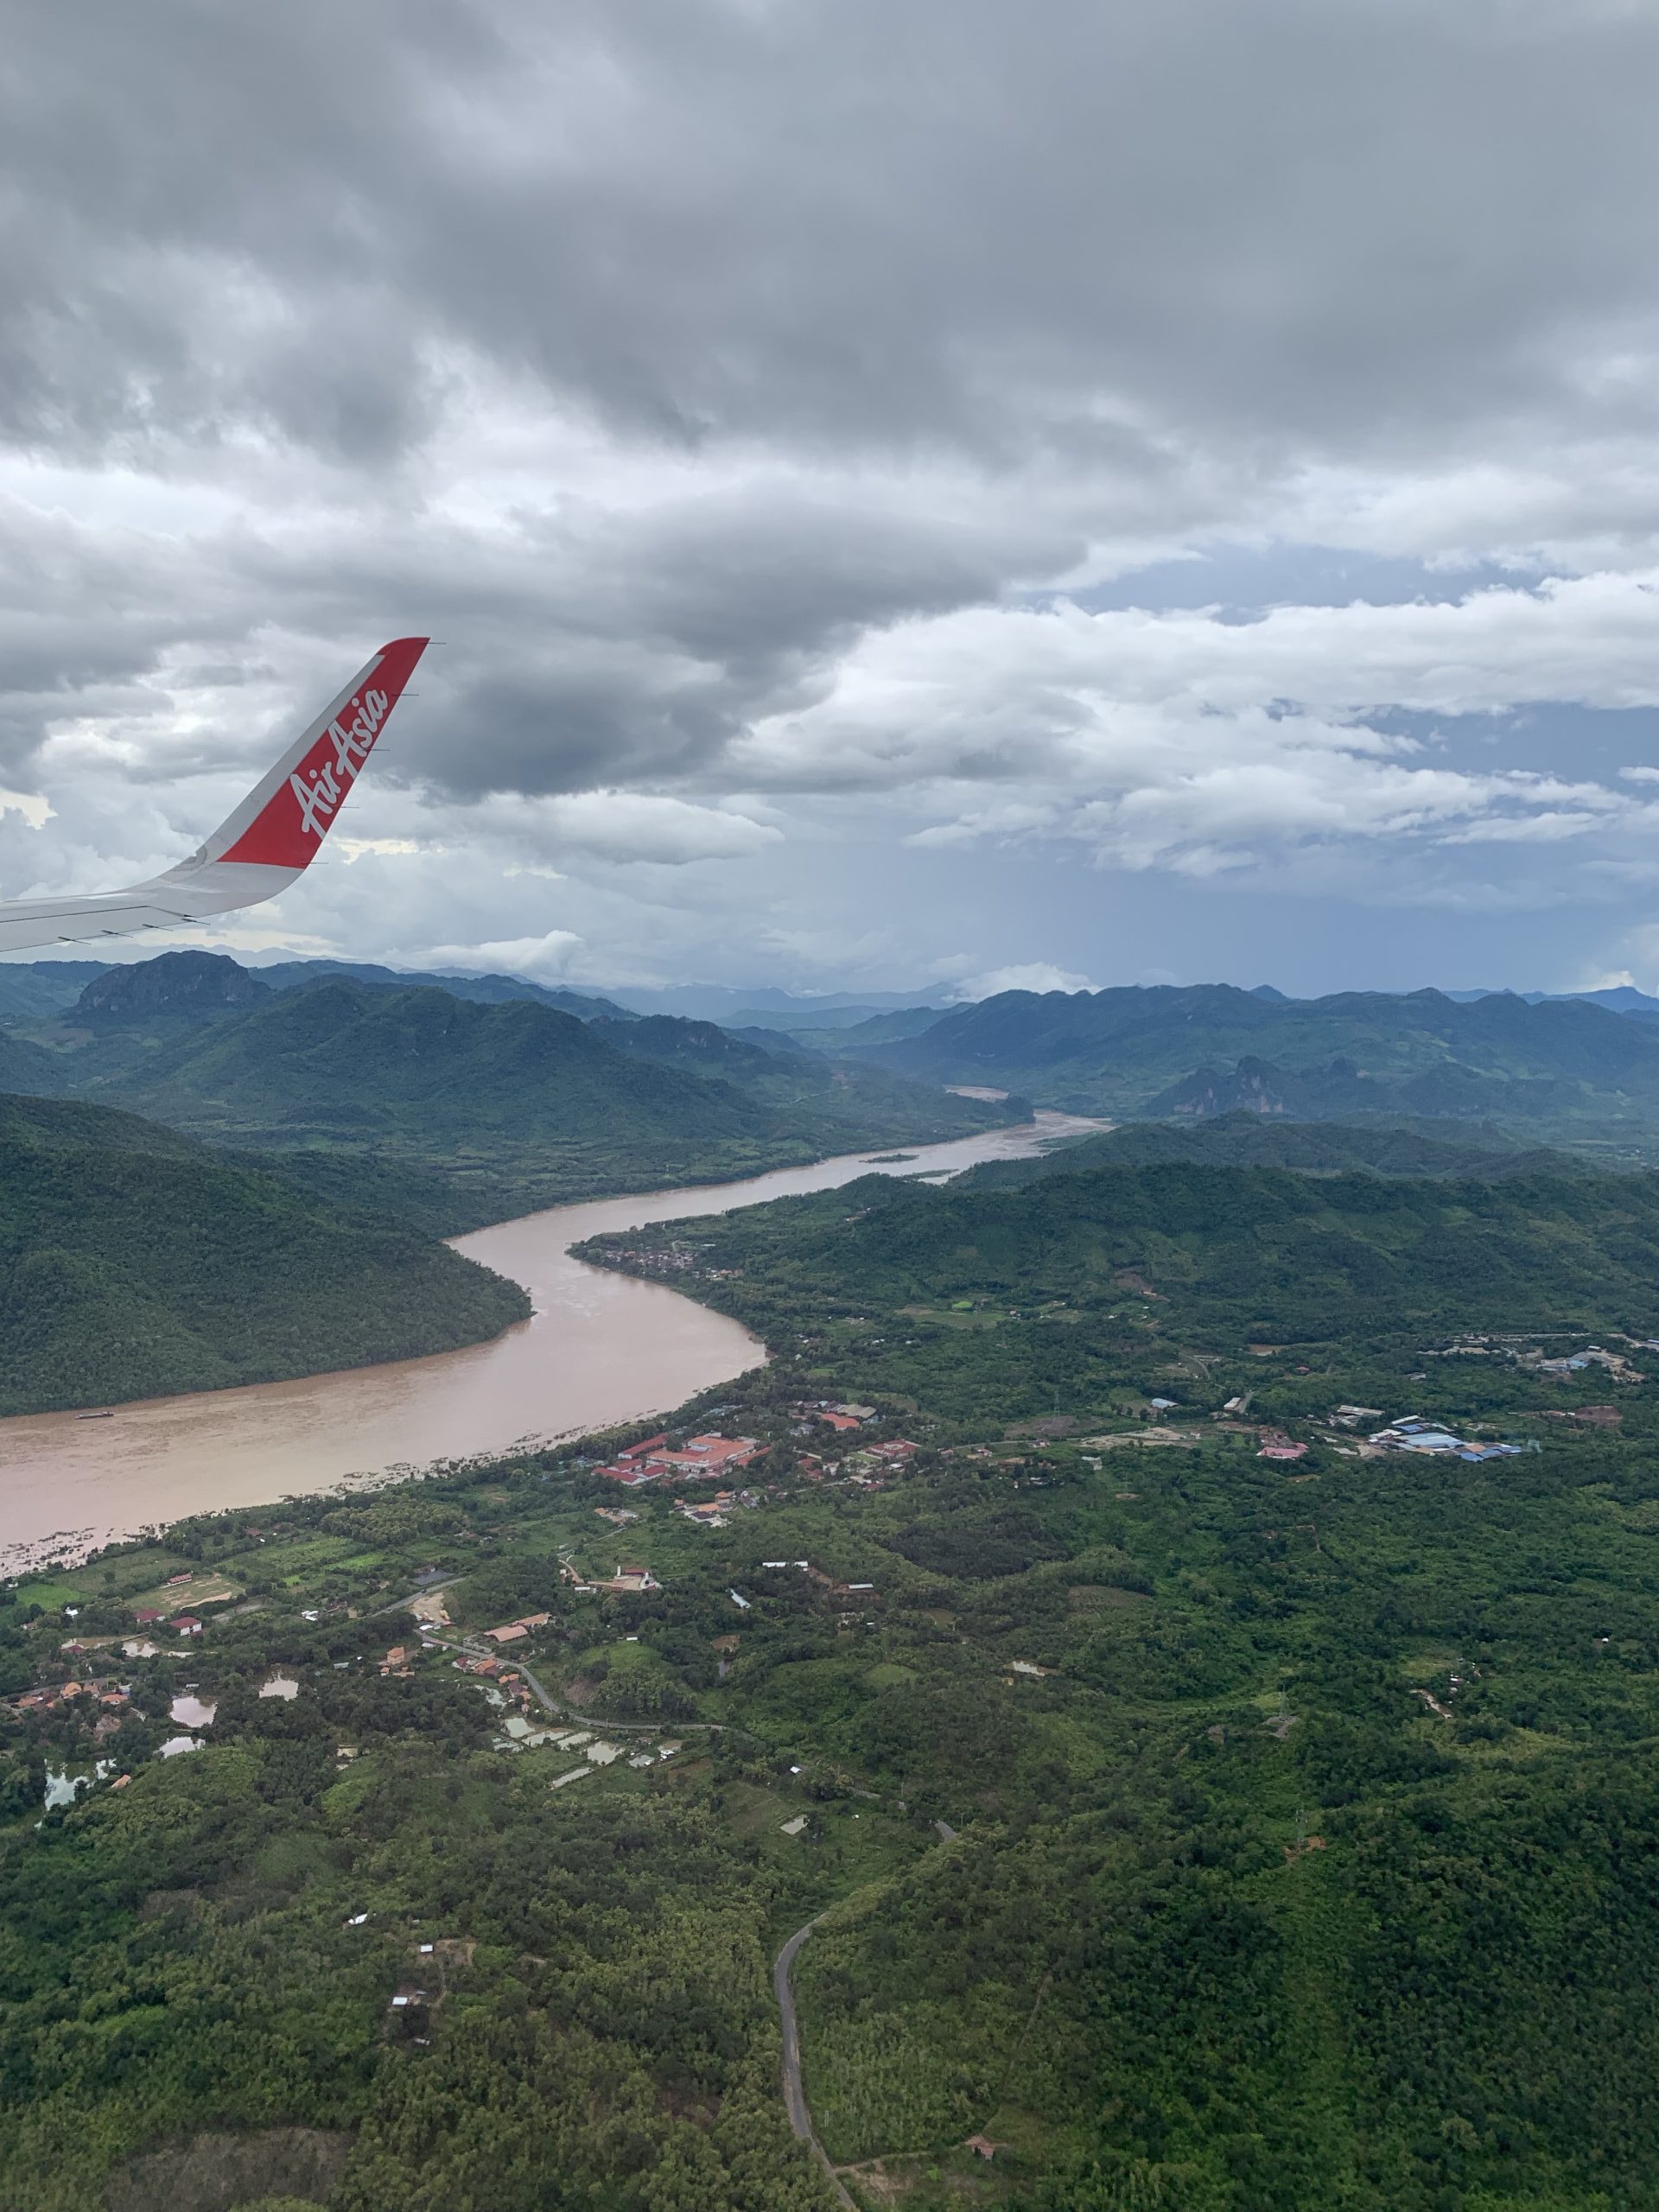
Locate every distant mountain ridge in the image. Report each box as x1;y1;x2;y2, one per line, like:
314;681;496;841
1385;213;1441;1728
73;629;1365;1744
73;949;270;1023
98;982;798;1145
28;957;1019;1230
0;954;633;1027
248;959;635;1020
849;982;1659;1123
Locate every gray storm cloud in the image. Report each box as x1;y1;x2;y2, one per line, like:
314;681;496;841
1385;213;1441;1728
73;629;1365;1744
12;1;1659;464
2;0;1658;990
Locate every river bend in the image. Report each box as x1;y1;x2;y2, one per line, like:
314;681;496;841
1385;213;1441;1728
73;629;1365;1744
0;1113;1094;1572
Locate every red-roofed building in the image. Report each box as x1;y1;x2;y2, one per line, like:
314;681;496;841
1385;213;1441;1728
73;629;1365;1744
643;1433;760;1473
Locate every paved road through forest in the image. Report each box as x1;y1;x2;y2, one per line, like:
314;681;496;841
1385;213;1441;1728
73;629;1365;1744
773;1914;855;2209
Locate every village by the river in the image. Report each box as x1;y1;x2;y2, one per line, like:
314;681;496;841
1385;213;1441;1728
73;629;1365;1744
0;1113;1095;1574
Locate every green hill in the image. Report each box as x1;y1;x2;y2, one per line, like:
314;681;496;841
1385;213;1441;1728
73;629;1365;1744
250;958;634;1020
859;981;1659;1122
594;1012;1029;1143
75;981;1015;1230
102;982;767;1141
964;1111;1580;1188
0;1094;528;1414
582;1152;1659;1423
72;950;270;1026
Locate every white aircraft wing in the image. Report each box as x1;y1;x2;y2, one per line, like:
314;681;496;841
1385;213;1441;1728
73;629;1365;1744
0;636;429;954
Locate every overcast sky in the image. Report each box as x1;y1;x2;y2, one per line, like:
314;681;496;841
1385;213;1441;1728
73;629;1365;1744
7;0;1659;999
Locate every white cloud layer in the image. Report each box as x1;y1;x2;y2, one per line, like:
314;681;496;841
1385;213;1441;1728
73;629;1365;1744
948;963;1097;1001
6;3;1659;991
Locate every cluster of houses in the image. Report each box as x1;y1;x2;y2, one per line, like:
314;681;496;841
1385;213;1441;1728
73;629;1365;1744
130;1605;205;1640
799;1437;918;1487
6;1677;134;1738
1255;1430;1308;1464
677;1489;758;1527
1522;1344;1645;1384
1427;1338;1648;1385
1365;1416;1524;1463
790;1400;878;1433
480;1611;553;1648
594;1432;763;1487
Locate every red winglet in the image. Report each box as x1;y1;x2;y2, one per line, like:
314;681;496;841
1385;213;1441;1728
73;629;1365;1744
218;637;428;869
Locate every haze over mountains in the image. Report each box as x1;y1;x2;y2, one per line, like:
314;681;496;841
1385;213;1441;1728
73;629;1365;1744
0;950;1028;1414
0;952;1019;1238
836;982;1659;1129
18;955;1659;1175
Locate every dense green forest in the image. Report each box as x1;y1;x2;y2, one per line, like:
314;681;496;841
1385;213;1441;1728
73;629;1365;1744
852;979;1659;1124
0;952;630;1027
963;1111;1581;1188
19;1128;1659;2205
11;960;1019;1232
579;1153;1659;1425
10;1300;1659;2209
0;1093;528;1413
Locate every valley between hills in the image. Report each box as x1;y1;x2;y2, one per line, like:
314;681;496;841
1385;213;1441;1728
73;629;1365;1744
11;968;1659;2209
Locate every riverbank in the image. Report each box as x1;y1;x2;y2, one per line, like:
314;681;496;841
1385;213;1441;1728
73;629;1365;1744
0;1112;1098;1574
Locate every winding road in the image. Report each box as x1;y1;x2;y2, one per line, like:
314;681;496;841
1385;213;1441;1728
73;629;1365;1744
774;1914;856;2209
442;1618;855;2203
429;1630;727;1736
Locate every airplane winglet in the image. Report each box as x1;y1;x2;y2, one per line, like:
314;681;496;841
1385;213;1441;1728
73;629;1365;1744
0;638;430;956
209;637;429;870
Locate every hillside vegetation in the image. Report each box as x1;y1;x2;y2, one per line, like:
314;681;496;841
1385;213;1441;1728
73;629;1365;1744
582;1153;1659;1425
856;981;1659;1124
16;1169;1659;2207
593;1014;1018;1146
0;1093;528;1413
964;1111;1583;1188
60;979;1018;1230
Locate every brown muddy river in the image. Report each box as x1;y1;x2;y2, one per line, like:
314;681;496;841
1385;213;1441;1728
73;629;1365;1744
0;1113;1096;1571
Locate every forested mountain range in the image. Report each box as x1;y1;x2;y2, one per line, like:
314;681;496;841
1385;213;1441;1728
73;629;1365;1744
589;1013;1011;1144
966;1110;1585;1188
0;959;1018;1232
845;981;1659;1123
588;1149;1659;1422
0;954;630;1027
0;1093;527;1414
